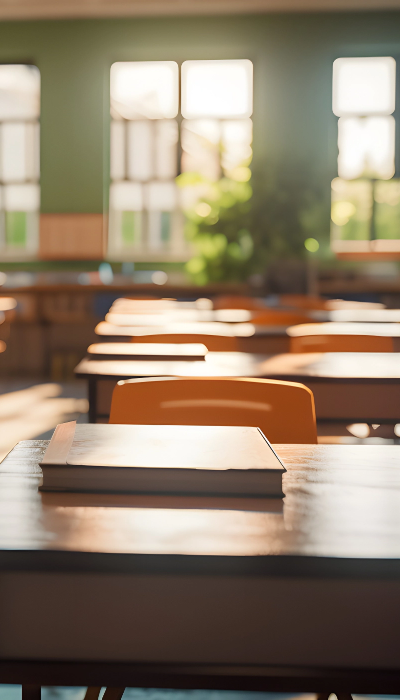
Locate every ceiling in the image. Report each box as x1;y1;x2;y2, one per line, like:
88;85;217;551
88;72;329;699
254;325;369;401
1;0;400;21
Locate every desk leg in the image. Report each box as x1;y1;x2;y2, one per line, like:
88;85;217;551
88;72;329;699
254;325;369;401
22;685;41;700
88;378;98;423
103;688;125;700
83;688;102;700
83;688;124;700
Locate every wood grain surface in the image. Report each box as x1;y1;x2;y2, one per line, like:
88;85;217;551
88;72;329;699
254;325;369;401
87;342;208;361
2;440;400;566
287;322;400;337
95;321;287;338
3;441;400;672
105;310;252;325
75;351;400;380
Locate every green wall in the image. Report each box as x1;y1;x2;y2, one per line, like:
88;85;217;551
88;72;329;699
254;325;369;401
0;11;399;216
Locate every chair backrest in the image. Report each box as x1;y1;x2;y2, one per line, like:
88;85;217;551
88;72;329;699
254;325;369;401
109;376;317;444
251;310;312;326
290;334;394;353
130;332;239;352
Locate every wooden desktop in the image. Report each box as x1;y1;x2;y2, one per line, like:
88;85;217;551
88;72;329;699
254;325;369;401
1;440;400;693
75;351;400;424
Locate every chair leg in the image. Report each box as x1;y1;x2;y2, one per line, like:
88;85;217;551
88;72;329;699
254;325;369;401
22;686;41;700
102;689;125;700
83;688;103;700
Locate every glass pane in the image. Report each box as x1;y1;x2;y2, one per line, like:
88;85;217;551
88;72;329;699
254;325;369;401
221;119;253;172
1;123;28;182
0;65;40;120
6;211;26;246
27;121;40;180
110;182;143;211
127;121;153;181
155;120;178;179
110;120;125;180
374;179;400;239
160;211;171;242
148;211;167;249
145;181;177;211
181;59;253;119
3;183;40;211
121;211;142;245
181;119;221;180
333;57;396;116
110;61;179;120
338;116;395;180
331;178;372;241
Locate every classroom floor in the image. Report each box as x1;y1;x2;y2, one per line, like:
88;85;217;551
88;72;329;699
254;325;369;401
0;380;88;463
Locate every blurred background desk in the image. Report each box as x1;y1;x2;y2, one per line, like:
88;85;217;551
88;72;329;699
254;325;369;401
75;351;400;427
94;321;293;353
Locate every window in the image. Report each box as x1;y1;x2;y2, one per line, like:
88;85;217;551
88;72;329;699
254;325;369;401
108;59;253;261
331;57;400;255
0;65;40;259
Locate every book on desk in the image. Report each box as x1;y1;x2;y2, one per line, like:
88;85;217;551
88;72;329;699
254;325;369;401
40;421;285;496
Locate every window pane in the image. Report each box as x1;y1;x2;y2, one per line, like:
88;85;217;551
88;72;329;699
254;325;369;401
221;119;253;172
145;181;177;211
110;120;125;180
6;211;26;246
333;57;396;116
181;60;253;119
4;183;40;211
127;121;153;181
181;119;221;180
338;115;395;179
148;211;171;249
1;122;40;183
0;65;40;120
374;180;400;240
155;120;178;179
110;182;143;211
121;211;142;245
110;61;179;120
331;178;372;242
1;123;26;182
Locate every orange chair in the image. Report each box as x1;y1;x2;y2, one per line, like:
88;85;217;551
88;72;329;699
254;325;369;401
251;310;312;326
130;332;239;352
213;295;266;311
290;333;393;353
109;376;317;444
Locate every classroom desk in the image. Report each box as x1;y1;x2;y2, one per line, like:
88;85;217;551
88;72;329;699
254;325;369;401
105;310;252;324
313;308;400;323
110;298;214;311
2;440;400;693
0;296;17;312
95;321;292;354
287;322;400;351
87;342;208;362
75;351;400;424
